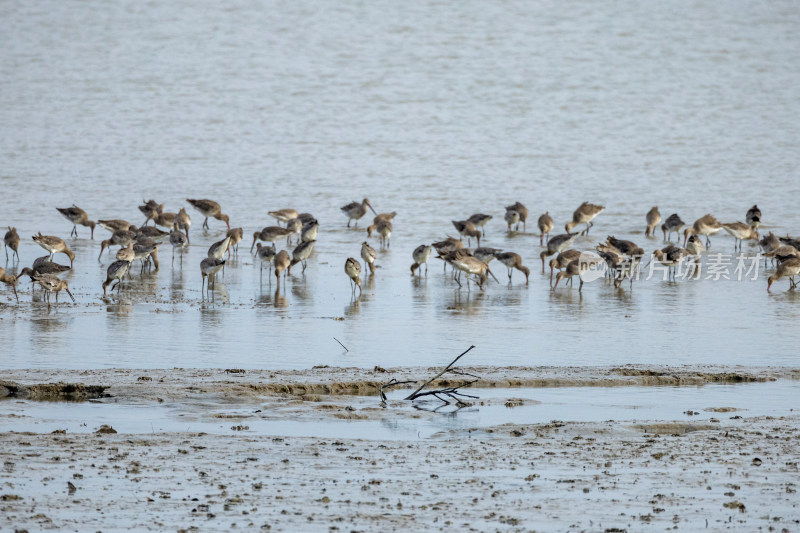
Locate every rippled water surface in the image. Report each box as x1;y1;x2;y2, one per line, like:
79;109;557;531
2;0;799;369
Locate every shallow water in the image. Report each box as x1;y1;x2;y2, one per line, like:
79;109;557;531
1;0;800;370
3;381;797;440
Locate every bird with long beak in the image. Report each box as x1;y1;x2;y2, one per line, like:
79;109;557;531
0;267;19;302
187;199;230;230
345;257;362;295
467;213;492;235
255;243;276;282
650;245;690;281
176;208;192;241
722;222;759;251
138;199;163;225
99;229;137;260
288;240;315;275
32;273;75;306
200;257;226;295
683;214;722;248
540;233;578;273
251;226;293;251
268;208;299;226
32;233;75;267
102;260;131;296
273;250;291;289
552;259;582;292
226;227;243;255
549;249;581;285
552;255;603;292
767;258;800;292
661;213;685;242
366;212;396;237
98;219;133;234
565;202;605;235
452;220;481;247
495;252;530;285
361;242;377;274
56;206;95;239
410;244;432;276
451;255;495;291
341;198;377;228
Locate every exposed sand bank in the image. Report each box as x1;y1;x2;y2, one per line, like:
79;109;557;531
2;364;798;403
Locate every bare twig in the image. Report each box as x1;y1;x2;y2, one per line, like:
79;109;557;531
333;337;349;352
404;345;476;400
379;378;418;402
407;381;480;403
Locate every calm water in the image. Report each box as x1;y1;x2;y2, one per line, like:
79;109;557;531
1;0;799;370
4;381;798;440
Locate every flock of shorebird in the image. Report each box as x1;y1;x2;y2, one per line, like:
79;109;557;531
1;198;799;306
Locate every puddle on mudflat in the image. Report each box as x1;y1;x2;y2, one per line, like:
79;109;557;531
3;380;797;441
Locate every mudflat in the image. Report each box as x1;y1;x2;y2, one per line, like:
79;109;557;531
1;366;798;531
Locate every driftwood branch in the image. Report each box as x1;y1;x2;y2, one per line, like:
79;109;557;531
404;345;476;400
407;380;480;405
378;345;480;406
379;379;418;403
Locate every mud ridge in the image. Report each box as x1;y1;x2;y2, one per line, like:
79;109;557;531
0;380;109;401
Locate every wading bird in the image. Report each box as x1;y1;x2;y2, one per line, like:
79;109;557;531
56;206;95;239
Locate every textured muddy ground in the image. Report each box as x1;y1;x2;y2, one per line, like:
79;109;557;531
1;417;798;531
1;366;799;531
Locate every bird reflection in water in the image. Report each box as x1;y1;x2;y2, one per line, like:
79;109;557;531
169;267;185;302
202;282;228;304
257;287;287;308
291;281;311;303
345;296;360;317
30;314;70;349
102;291;134;311
411;275;429;308
448;290;486;315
